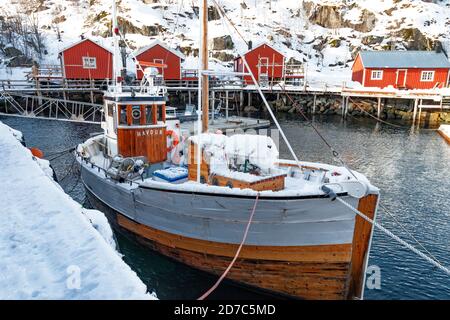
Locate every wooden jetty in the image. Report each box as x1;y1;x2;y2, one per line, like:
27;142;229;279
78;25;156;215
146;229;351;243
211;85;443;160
2;74;450;127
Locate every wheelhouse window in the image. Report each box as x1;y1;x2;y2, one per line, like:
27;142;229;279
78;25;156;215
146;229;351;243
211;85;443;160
421;71;435;82
118;104;165;126
82;57;97;69
119;105;127;125
371;70;383;80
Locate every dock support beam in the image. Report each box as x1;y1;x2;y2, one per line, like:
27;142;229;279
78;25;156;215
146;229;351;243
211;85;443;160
225;90;229;121
412;98;419;126
418;99;423;127
377;97;381;118
211;90;215;124
312;94;317;114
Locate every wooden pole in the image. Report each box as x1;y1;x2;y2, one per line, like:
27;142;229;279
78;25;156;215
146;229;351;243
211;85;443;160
313;94;317;114
225;90;229;121
201;0;209;133
412;98;418;126
377;97;381;118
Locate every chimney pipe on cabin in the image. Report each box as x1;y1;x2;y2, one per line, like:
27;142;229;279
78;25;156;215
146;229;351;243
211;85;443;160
248;40;252;50
435;41;442;54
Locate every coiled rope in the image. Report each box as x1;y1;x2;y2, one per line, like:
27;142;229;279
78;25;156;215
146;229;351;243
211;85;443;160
198;193;260;300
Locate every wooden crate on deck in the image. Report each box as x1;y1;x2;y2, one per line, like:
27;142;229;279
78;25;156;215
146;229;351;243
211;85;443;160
188;142;286;191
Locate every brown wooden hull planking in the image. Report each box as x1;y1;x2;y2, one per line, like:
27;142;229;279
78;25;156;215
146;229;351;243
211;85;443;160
89;189;379;300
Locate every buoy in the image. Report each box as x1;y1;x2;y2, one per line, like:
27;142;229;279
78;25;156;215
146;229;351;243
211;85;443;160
29;147;44;159
166;130;180;153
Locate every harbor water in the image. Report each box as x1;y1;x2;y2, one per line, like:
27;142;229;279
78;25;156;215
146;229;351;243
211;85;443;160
2;114;450;300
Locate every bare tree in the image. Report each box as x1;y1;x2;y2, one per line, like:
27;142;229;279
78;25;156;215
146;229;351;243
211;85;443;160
28;14;46;59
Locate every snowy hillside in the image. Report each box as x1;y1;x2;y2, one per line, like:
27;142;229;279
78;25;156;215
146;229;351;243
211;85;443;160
1;0;450;85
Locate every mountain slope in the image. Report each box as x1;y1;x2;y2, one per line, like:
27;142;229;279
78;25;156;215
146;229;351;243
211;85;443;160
1;0;450;85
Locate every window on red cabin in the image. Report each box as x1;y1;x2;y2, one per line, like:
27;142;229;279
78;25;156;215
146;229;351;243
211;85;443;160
421;71;435;82
371;70;383;80
82;57;97;69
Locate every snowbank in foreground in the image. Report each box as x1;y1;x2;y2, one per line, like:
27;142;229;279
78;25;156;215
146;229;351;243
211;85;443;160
0;121;155;299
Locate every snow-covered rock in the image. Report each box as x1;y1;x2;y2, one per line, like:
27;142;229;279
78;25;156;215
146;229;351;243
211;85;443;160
0;121;155;300
1;0;450;87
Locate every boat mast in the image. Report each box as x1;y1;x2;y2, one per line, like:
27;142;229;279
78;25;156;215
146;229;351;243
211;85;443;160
201;0;209;133
112;0;122;93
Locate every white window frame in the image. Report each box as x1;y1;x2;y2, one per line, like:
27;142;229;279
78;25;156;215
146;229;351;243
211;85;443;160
371;70;383;80
82;56;97;69
420;70;435;82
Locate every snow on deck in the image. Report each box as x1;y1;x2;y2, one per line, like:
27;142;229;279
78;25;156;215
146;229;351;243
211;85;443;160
0;121;154;299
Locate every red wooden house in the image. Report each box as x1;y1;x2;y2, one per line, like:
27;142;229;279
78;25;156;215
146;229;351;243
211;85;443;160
134;40;185;81
234;42;285;84
352;50;450;89
58;38;113;80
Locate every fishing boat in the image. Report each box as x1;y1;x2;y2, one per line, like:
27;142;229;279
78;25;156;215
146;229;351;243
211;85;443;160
77;0;380;300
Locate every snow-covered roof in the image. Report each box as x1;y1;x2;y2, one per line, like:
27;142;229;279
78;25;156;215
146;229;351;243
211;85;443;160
358;51;450;69
235;42;286;60
134;39;186;60
58;37;113;54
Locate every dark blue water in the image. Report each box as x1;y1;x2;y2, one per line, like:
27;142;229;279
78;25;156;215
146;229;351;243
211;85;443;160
2;114;450;299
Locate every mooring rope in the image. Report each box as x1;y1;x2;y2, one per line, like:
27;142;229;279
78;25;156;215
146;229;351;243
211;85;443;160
379;203;444;268
198;192;260;300
336;197;450;277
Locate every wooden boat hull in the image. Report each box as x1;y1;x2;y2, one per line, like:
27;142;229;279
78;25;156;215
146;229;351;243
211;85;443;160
81;162;378;300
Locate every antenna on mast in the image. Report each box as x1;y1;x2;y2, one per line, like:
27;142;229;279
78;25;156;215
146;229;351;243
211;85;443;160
112;0;122;93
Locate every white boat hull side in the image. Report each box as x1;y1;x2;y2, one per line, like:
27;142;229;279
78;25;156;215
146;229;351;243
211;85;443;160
81;163;360;247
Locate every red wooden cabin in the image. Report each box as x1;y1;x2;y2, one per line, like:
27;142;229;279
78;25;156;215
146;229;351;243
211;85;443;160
134;40;185;81
234;42;285;84
352;50;450;90
58;38;113;80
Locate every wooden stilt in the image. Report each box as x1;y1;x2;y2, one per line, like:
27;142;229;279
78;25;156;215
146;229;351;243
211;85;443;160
377;97;381;118
225;90;229;121
418;99;423;127
313;94;317;114
412;98;419;126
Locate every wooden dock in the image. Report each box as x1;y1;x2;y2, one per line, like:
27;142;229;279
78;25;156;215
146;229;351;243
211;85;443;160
2;77;450;128
181;116;270;134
